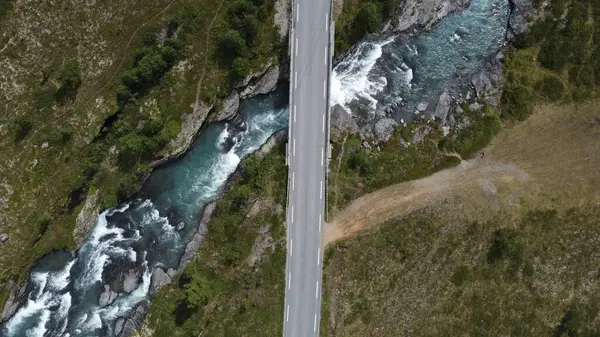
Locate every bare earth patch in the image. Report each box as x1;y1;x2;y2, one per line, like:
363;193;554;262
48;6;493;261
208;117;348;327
326;101;600;245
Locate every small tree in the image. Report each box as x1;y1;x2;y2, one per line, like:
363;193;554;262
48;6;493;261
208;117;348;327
218;30;248;64
56;62;82;103
232;57;251;79
184;273;213;308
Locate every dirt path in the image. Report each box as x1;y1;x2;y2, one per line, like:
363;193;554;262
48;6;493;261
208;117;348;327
325;101;600;245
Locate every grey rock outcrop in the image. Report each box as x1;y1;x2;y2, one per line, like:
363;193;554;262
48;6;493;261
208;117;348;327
116;319;136;337
122;269;141;293
374;118;398;142
176;221;185;231
240;64;281;100
114;317;126;336
0;234;8;243
114;300;150;337
433;91;453;124
99;284;118;307
394;0;470;33
1;278;28;321
149;268;171;294
215;92;240;121
167;268;176;278
178;202;216;272
256;129;287;159
73;188;101;245
507;0;535;38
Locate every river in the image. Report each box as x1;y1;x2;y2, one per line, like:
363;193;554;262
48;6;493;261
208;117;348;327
1;0;509;335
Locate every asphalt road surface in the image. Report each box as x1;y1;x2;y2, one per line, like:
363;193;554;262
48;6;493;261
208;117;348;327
284;0;332;335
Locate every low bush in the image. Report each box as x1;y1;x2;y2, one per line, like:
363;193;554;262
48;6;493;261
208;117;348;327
535;75;565;102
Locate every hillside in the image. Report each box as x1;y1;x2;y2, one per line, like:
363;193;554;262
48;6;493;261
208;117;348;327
0;0;284;310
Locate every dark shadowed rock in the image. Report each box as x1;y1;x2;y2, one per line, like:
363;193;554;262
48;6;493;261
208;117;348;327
99;284;118;307
150;268;171;294
114;317;125;336
117;319;136;337
507;0;535;38
240;64;280;99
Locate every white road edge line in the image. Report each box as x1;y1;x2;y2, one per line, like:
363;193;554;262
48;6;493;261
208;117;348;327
315;281;319;298
326;13;329;32
293;138;296;156
288;272;291;289
324;47;327;65
290;239;293;256
294;71;297;89
286;305;290;322
292;172;295;190
320;181;323;200
322;115;325;132
295;38;298;56
323;80;326;98
317;247;320;265
291;205;294;223
321;147;324;166
319;214;322;232
296;4;299;22
293;105;296;123
314;314;317;331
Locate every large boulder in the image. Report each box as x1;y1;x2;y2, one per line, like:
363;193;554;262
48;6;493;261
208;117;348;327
106;264;144;294
330;104;359;139
433;91;453;124
99;284;118;307
149;268;171;294
373;118;398;142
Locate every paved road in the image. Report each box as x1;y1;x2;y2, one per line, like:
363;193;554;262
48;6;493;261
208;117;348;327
284;0;332;335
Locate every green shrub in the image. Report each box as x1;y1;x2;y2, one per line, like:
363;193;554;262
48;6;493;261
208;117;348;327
232;57;251;79
218;30;248;64
13;117;33;142
535;75;565;102
487;229;522;264
56;62;82;103
501;83;533;121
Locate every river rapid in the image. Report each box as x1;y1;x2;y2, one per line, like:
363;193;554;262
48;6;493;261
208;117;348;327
1;0;509;335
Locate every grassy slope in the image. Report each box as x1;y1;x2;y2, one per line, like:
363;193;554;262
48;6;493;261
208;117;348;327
323;204;600;337
0;0;280;307
141;141;288;337
321;1;600;334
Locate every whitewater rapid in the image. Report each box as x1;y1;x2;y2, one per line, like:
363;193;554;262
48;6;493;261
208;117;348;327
329;0;509;120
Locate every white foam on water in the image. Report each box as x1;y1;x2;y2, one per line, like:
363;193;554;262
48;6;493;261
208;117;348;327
25;308;50;337
330;37;395;113
5;272;52;336
127;248;137;262
49;260;75;291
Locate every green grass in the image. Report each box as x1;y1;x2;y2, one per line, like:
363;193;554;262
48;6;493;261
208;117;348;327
146;141;288;336
322;205;600;337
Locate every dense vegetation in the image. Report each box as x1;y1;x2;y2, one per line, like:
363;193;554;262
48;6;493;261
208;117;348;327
322;205;600;337
334;0;398;56
502;0;600;120
147;141;287;336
